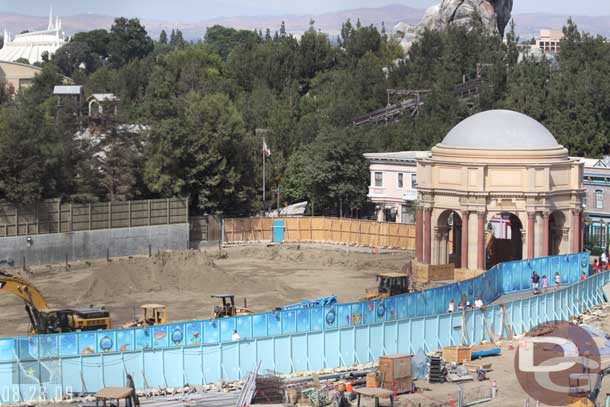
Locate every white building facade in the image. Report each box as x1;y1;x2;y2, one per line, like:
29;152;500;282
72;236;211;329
0;11;66;64
364;151;430;223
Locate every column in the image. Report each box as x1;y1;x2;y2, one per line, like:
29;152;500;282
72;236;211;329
580;213;584;253
433;228;441;265
461;211;469;269
527;212;536;259
415;207;422;262
542;212;550;257
477;212;485;270
424;208;432;264
435;227;449;265
572;209;580;253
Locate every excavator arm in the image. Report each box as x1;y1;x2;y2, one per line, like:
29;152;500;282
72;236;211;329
0;271;111;334
0;272;49;310
0;272;50;333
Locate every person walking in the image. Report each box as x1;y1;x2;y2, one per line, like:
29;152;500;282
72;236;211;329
531;271;540;294
231;329;241;341
601;251;608;265
474;297;484;308
448;299;455;313
542;275;549;293
554;272;561;289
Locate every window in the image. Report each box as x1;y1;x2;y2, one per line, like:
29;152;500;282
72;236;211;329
411;174;417;189
374;172;383;187
398;173;404;189
596;190;603;209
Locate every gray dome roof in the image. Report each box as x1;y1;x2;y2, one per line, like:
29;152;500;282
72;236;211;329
441;110;559;149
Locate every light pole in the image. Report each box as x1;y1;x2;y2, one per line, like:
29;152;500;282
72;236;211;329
256;128;271;212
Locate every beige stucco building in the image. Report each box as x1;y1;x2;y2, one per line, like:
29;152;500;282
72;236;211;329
415;110;585;271
0;61;42;94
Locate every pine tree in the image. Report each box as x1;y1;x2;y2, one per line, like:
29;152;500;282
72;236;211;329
159;30;168;44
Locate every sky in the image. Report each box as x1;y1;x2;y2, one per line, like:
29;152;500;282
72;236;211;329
1;0;609;21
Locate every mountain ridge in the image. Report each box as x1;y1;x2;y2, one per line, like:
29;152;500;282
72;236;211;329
0;4;608;40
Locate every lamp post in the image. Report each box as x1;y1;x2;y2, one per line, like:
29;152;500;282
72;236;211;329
256;128;271;212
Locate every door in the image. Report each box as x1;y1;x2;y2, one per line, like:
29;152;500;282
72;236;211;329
273;219;284;242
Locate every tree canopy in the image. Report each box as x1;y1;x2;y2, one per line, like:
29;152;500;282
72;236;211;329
1;17;609;217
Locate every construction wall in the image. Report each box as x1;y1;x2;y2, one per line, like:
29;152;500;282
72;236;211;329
0;198;188;237
224;217;416;250
0;253;597;402
0;223;189;266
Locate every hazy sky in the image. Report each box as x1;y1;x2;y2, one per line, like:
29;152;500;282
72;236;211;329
2;0;609;21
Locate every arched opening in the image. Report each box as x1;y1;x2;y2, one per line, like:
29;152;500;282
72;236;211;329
549;211;566;255
487;212;523;268
437;210;462;267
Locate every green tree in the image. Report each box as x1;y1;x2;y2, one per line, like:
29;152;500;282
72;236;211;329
108;18;154;68
159;30;168;44
0;103;62;203
204;25;260;60
281;129;368;215
144;92;255;214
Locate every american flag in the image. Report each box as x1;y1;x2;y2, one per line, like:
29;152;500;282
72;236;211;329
263;140;271;157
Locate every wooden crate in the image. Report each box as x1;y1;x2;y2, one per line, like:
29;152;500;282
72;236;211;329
379;354;413;394
381;377;413;394
442;346;472;364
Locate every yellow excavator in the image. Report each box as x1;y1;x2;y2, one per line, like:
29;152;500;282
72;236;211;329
0;271;111;334
568;366;610;406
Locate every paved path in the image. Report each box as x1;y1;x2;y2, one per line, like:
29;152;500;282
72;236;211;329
490;283;578;306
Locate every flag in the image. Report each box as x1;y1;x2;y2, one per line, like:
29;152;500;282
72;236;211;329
263;140;271;157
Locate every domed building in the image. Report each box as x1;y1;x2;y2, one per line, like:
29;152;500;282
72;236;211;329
0;11;66;64
415;110;585;271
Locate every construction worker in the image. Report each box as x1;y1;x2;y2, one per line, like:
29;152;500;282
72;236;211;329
126;374;140;407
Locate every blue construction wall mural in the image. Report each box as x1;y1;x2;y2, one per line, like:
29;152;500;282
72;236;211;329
0;252;601;403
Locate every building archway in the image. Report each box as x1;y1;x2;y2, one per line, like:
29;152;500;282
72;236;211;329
549;211;566;255
436;210;462;267
487;212;523;268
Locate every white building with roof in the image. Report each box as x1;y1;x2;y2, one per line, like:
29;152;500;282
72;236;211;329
364;151;430;223
0;10;66;64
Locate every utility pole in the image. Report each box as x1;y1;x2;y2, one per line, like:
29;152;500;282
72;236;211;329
276;186;281;212
256;128;271;212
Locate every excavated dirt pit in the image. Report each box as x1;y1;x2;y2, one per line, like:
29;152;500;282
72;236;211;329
0;244;413;337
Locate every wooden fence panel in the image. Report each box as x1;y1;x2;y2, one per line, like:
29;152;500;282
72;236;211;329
223;217;416;250
0;198;188;237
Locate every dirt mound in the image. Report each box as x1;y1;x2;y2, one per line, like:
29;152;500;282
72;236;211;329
75;251;235;303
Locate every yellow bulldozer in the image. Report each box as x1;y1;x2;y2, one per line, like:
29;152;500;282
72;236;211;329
363;272;410;301
210;294;253;318
122;304;168;328
0;271;111;334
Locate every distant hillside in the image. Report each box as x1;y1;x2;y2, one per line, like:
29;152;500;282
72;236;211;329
0;5;608;41
512;13;610;39
0;5;425;40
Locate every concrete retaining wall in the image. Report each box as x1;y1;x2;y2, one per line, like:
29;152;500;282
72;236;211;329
0;224;190;266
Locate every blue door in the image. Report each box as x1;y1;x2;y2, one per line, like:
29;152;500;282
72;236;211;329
273;219;284;242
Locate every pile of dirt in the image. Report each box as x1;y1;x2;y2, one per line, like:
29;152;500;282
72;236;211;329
0;244;413;336
230;244;401;269
75;251;230;303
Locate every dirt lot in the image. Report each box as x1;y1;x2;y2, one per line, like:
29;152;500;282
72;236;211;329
0;244;412;337
394;304;610;407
